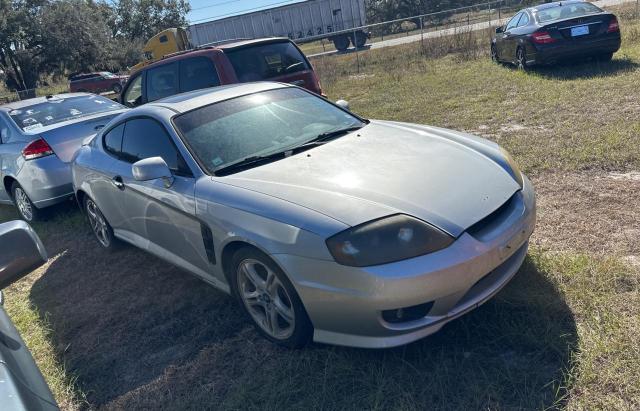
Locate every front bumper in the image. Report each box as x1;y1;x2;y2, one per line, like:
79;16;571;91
529;35;621;65
273;175;536;348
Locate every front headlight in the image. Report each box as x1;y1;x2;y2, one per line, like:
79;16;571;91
326;214;454;267
499;147;524;188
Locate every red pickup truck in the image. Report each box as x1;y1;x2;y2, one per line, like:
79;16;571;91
69;72;129;94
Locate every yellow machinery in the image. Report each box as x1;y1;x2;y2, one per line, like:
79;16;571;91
130;28;190;73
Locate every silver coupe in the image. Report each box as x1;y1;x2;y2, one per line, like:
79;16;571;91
0;93;127;221
72;83;536;348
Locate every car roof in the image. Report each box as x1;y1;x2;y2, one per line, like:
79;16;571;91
0;93;95;111
139;37;292;71
530;0;587;12
147;82;291;114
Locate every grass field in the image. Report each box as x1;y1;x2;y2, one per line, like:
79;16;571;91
1;6;640;411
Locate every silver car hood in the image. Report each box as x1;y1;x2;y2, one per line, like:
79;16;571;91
217;120;520;237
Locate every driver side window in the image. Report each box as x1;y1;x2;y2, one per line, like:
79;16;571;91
506;13;523;31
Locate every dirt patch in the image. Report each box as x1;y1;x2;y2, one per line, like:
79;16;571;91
531;171;640;256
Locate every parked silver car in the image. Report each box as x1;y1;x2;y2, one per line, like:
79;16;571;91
0;94;127;221
0;220;57;410
72;83;536;348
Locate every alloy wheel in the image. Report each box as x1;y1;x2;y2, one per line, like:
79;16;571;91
491;45;498;62
517;48;527;70
86;199;111;248
237;258;296;340
14;187;33;221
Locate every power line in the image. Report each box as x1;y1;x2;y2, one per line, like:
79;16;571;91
191;0;243;12
189;0;303;24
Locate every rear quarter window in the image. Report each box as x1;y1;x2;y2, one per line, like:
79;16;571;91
225;41;310;82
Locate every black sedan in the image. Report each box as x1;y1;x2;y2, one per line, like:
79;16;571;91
491;0;621;69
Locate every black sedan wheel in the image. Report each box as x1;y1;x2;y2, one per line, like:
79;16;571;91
491;45;499;63
231;247;312;348
516;47;528;70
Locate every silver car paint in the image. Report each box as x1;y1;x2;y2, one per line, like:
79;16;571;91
72;83;536;348
0;95;126;210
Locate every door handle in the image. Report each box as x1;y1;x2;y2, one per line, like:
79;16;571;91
112;175;125;190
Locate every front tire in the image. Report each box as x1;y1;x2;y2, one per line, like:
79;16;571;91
85;196;119;251
231;247;312;348
491;44;499;63
11;182;40;222
112;83;123;94
516;47;528;70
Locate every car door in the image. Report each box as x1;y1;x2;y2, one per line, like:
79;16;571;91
0;115;14;203
0;114;24;204
499;12;523;62
90;122;133;230
118;117;212;274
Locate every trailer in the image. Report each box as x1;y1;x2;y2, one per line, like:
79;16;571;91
188;0;368;51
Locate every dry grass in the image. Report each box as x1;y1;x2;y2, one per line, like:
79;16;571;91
1;4;639;410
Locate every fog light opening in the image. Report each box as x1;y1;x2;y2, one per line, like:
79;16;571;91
382;301;434;324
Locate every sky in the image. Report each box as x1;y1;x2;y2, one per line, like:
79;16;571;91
187;0;306;24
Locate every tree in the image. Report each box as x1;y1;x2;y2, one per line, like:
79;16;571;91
0;0;190;91
110;0;190;41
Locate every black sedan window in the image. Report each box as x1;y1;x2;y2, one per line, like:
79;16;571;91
8;96;123;131
536;3;602;23
506;13;523;31
173;88;364;174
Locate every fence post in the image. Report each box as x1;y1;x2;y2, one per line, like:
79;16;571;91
488;2;492;27
353;28;360;74
321;38;326;52
420;16;424;54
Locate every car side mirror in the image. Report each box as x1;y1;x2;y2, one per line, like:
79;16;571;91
336;100;350;111
0;221;47;290
132;157;174;188
495;26;504;34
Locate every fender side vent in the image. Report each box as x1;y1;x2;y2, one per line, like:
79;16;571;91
201;224;216;265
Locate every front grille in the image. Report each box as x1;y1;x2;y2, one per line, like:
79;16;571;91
466;193;519;240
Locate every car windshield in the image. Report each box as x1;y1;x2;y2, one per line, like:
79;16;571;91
535;3;602;23
225;42;310;82
173;87;364;174
8;95;124;131
101;72;116;78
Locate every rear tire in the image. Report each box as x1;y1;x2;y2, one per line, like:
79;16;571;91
230;247;312;348
332;35;350;52
84;196;119;251
11;182;40;222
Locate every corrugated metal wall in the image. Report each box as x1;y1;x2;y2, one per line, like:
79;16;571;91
188;0;366;46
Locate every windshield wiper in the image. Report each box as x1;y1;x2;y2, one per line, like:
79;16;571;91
214;150;291;176
297;125;365;149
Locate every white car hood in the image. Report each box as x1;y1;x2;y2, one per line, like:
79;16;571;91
217;121;521;237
